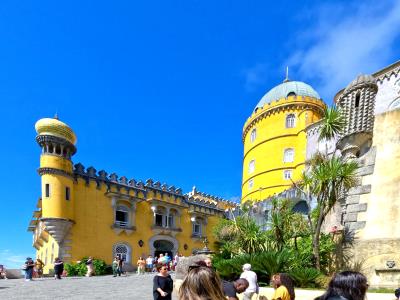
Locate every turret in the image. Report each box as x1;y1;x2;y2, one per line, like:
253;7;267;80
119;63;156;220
336;74;378;158
35;116;77;246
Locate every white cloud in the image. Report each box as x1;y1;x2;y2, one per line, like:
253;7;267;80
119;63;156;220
287;0;400;101
242;63;270;92
0;249;34;269
228;196;241;203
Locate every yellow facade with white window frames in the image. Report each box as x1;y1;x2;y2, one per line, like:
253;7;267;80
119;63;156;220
242;79;326;203
28;117;236;274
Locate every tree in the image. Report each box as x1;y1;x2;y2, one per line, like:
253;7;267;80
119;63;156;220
267;198;309;251
213;208;268;255
295;107;358;270
301;155;358;270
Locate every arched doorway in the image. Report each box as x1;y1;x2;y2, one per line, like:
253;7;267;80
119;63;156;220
149;235;179;258
153;240;174;258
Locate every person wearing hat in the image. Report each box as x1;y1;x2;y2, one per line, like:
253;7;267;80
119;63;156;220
240;263;259;300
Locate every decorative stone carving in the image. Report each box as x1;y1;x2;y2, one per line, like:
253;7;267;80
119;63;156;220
41;218;73;244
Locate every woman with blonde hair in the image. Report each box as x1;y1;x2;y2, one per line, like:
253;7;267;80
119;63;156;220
179;265;226;300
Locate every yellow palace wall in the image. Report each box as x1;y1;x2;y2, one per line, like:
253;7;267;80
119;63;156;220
34;174;222;273
242;96;325;202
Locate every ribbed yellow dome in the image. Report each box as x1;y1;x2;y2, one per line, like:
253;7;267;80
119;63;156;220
35;118;77;145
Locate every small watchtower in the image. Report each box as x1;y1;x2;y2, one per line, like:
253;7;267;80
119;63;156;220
336;74;378;158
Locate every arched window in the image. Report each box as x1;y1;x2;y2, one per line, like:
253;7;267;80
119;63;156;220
115;205;129;227
283;148;294;163
113;243;131;263
250;128;257;143
248;160;255;174
248;179;254;189
168;209;177;228
154;206;166;227
192;218;203;236
286;114;295;128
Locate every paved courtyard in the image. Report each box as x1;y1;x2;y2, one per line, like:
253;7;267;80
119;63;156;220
0;273;171;300
0;274;395;300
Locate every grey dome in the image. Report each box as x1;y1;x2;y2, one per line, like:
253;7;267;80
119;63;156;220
344;74;377;94
255;81;320;112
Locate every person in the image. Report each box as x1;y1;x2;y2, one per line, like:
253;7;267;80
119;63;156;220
24;257;35;281
112;256;120;277
240;263;259;300
0;265;7;279
315;271;368;300
117;255;124;276
54;257;64;280
153;264;173;300
35;258;44;278
223;278;249;300
146;255;154;273
158;253;165;265
271;273;295;300
179;265;226;300
173;253;179;271
86;256;94;277
137;257;146;275
164;253;171;270
395;287;400;300
204;257;212;268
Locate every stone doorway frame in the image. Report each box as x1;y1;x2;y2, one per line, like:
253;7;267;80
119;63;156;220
148;235;179;256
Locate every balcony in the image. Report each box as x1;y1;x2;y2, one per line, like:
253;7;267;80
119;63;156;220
111;221;135;235
151;225;182;237
151;225;182;232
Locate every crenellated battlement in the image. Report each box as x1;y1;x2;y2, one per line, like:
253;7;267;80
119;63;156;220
242;95;325;141
186;186;239;210
73;163;184;197
72;163;234;212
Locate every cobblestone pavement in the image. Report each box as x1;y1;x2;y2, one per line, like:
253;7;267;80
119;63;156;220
0;273;177;300
0;275;394;300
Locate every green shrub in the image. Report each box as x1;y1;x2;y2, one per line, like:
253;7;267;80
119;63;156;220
289;268;321;288
64;258;111;276
315;274;331;289
213;250;293;286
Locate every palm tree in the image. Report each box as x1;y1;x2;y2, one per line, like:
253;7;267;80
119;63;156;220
295;106;358;270
318;107;346;141
301;155;358;270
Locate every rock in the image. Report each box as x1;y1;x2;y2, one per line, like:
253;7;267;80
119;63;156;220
4;269;23;279
175;255;209;280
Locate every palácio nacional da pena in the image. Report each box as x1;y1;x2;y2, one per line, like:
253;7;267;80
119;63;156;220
28;117;237;274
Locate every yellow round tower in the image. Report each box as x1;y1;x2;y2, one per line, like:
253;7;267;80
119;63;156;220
242;79;325;203
35;116;77;245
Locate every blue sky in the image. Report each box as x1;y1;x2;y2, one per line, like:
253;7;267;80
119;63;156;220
0;0;399;268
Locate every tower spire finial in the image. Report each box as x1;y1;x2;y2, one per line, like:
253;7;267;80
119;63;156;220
54;110;59;120
283;66;290;83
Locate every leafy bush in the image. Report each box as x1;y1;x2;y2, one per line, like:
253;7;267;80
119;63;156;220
64;258;111;276
315;274;331;289
289;268;321;287
213;250;293;285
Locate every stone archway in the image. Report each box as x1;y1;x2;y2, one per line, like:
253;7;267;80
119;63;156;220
149;235;178;257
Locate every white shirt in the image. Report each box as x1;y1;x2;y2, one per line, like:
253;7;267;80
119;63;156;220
146;257;153;265
240;270;258;293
